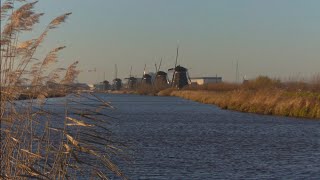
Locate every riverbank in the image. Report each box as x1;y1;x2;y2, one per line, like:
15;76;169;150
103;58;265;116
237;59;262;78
109;88;320;119
107;76;320;119
160;88;320;119
18;90;67;100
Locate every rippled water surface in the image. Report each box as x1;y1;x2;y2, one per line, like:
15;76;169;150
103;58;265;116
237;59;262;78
54;93;320;179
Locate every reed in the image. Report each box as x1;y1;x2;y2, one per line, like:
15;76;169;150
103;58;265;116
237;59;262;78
135;83;169;96
162;76;320;119
1;1;126;179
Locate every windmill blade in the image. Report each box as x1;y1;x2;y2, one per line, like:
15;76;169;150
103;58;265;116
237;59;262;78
187;71;192;84
166;74;170;84
129;66;132;77
158;58;162;72
114;64;118;79
143;64;146;75
154;63;158;83
171;69;176;87
155;63;158;73
174;43;179;68
171;43;179;87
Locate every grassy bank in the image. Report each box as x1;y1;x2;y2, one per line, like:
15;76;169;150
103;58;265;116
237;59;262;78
110;76;320;119
17;89;67;100
168;90;320;119
109;84;170;96
158;76;320;119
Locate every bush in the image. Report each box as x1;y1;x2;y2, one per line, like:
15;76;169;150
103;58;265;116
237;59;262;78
242;76;281;90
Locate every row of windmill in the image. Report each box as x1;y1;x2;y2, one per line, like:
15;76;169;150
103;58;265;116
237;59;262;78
110;46;190;91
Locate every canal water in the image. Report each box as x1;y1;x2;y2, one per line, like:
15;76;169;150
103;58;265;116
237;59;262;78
45;93;320;179
89;93;320;179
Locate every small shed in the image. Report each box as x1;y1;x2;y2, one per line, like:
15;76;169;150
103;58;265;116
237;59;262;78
190;77;222;85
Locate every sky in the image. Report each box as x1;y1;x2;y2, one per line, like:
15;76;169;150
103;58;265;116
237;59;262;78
20;0;320;83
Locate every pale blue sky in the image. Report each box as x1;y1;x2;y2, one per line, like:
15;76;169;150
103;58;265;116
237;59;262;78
29;0;320;83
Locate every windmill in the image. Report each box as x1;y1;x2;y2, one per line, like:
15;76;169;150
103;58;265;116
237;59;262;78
101;80;110;91
168;44;190;89
141;64;152;85
154;58;169;88
124;66;137;89
112;64;122;90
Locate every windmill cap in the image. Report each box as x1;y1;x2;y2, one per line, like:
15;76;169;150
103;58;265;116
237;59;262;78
156;71;167;76
143;74;152;78
175;65;187;72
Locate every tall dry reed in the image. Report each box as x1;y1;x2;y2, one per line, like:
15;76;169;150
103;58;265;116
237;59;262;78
1;1;126;179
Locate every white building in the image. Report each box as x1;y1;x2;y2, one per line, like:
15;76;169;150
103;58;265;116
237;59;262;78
190;77;222;85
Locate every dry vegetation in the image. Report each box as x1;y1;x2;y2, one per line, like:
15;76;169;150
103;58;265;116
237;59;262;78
135;83;169;96
159;76;320;119
1;1;126;179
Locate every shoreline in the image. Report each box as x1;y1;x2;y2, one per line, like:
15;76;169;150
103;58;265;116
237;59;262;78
17;91;68;100
108;88;320;119
165;90;320;120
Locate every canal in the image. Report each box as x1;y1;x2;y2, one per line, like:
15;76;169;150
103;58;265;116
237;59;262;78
41;93;320;179
91;93;320;179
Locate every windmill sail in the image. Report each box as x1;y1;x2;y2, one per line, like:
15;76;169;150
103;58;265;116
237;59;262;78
112;64;122;90
125;66;137;89
167;43;189;89
154;58;168;88
171;44;179;86
141;64;152;85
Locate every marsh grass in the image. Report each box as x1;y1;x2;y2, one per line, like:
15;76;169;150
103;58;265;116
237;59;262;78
1;1;126;179
162;76;320;119
135;83;169;96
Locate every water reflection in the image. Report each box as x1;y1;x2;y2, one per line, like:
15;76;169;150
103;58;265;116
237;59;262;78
49;93;320;179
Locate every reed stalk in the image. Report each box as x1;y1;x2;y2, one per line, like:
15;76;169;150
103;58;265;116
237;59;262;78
1;1;126;179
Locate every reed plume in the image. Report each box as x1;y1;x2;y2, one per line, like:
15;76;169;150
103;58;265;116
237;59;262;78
1;1;126;179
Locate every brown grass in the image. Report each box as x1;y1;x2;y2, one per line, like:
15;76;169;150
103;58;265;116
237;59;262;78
169;89;320;118
186;82;239;92
161;76;320;119
134;83;170;96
